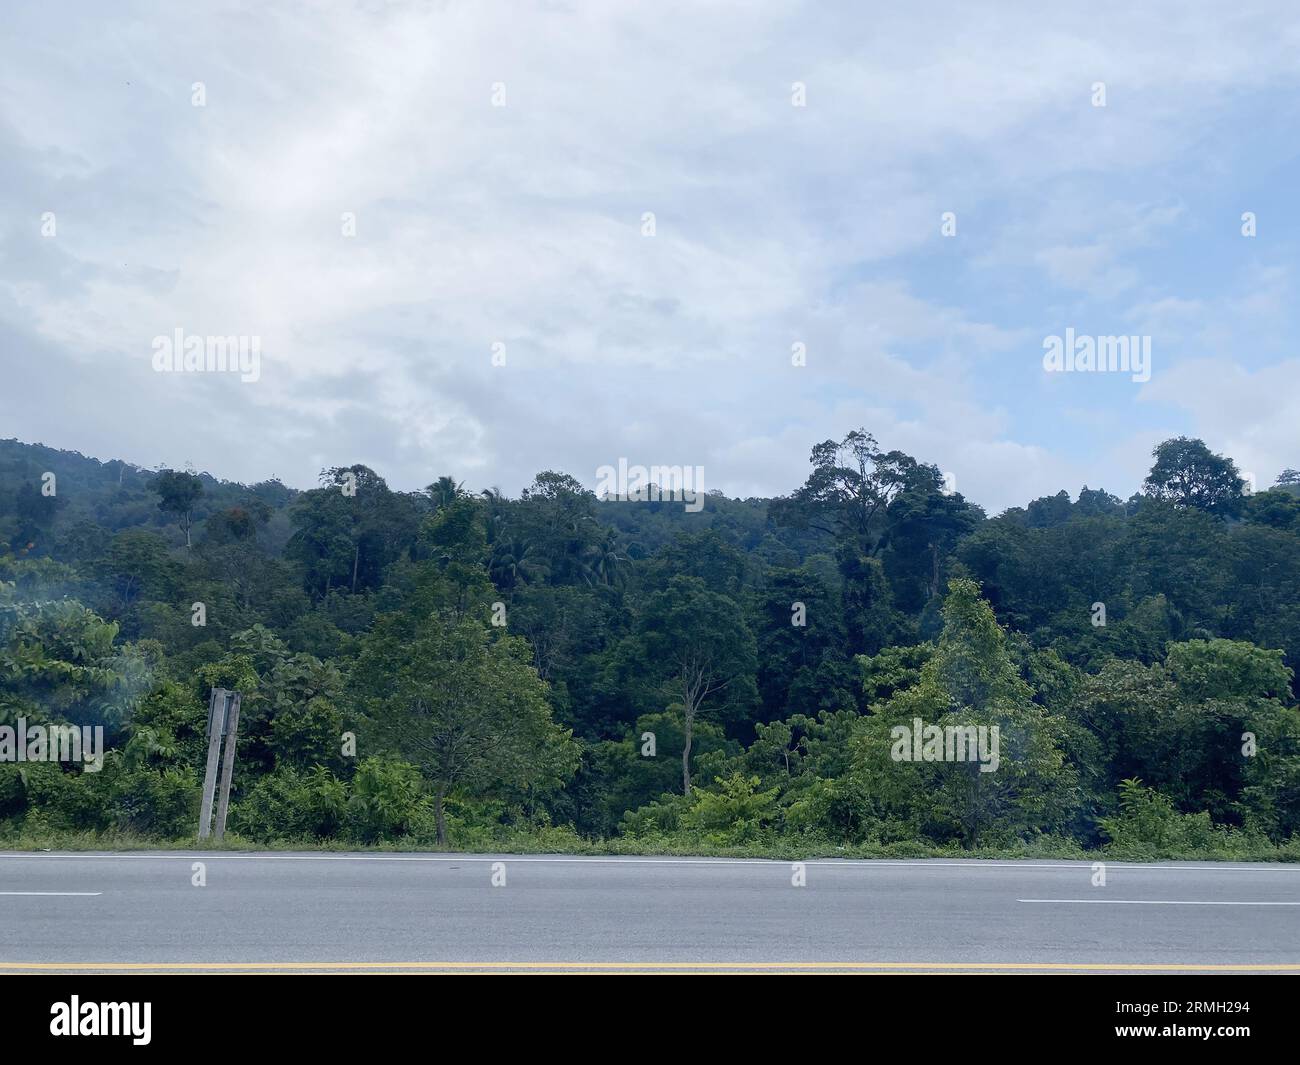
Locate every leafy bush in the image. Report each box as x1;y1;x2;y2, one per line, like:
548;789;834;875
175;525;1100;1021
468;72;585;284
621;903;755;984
1098;779;1256;858
344;756;434;843
108;764;199;836
231;765;348;841
680;773;779;844
16;761;112;831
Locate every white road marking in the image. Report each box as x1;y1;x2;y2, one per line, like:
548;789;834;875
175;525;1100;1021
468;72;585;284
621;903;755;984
0;891;102;896
1018;898;1300;906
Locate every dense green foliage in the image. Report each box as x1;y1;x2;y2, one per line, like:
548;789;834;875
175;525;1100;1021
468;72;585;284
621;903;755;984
3;432;1300;858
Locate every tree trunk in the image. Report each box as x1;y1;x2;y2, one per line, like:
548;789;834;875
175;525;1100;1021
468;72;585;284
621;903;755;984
351;543;360;593
435;784;447;847
963;763;980;849
681;706;694;795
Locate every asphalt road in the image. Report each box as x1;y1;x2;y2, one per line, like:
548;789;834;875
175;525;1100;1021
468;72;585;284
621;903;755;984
2;851;1298;972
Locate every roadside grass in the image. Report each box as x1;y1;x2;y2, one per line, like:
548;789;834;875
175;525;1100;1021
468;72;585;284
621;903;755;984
3;825;1298;862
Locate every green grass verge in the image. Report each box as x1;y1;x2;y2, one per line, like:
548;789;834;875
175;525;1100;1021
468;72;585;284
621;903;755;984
3;826;1299;862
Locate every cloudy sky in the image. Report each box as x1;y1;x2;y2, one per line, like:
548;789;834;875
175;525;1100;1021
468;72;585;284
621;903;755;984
3;1;1299;512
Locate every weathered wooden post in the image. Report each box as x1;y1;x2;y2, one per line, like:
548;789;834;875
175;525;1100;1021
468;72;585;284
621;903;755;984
197;688;226;840
198;688;241;840
214;691;242;840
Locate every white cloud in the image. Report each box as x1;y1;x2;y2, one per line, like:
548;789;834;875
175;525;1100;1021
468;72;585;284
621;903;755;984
3;1;1299;513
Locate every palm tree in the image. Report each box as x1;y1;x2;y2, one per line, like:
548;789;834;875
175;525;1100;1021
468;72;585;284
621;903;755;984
426;476;463;511
489;536;543;592
585;529;630;586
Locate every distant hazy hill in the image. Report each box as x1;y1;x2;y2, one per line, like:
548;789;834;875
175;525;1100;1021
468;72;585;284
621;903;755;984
0;438;297;554
0;437;829;564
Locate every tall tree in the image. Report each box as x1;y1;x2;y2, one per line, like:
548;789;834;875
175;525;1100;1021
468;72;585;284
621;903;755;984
514;471;602;585
771;429;919;552
286;466;420;597
851;579;1077;848
880;465;982;610
150;469;204;548
1143;437;1246;516
426;476;463;511
631;575;757;794
354;614;577;844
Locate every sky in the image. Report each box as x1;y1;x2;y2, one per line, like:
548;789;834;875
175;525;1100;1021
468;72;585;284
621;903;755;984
2;0;1299;514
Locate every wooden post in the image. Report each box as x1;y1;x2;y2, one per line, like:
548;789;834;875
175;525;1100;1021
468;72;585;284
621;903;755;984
214;692;242;841
197;687;227;840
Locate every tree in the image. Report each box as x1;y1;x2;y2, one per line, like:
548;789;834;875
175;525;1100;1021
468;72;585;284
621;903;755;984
1245;489;1300;530
1074;486;1123;517
585;528;631;587
771;429;918;552
426;476;463;511
95;530;179;610
258;650;346;772
1074;640;1300;835
286;466;420;597
880;467;982;609
355;614;578;844
0;591;149;730
1143;437;1245;516
752;565;846;720
514;471;602;585
851;579;1077;848
639;529;747;598
487;535;541;594
11;480;61;554
202;501;270;546
631;576;757;794
150;469;204;548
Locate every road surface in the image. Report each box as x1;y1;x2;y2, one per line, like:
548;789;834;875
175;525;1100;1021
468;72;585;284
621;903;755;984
2;851;1298;972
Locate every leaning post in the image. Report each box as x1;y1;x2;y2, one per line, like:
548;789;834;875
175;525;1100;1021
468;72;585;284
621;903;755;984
214;691;242;841
197;687;227;840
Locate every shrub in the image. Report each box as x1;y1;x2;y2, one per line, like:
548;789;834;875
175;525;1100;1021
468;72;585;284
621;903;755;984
680;773;779;844
231;765;347;841
344;756;433;843
1099;778;1255;858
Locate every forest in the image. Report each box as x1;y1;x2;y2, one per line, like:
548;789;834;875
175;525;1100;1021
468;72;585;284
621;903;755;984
2;430;1299;859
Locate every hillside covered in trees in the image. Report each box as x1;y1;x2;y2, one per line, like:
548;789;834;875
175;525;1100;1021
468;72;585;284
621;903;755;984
3;431;1300;858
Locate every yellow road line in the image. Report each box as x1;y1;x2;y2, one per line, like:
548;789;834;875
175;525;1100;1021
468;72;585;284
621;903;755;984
3;961;1299;972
